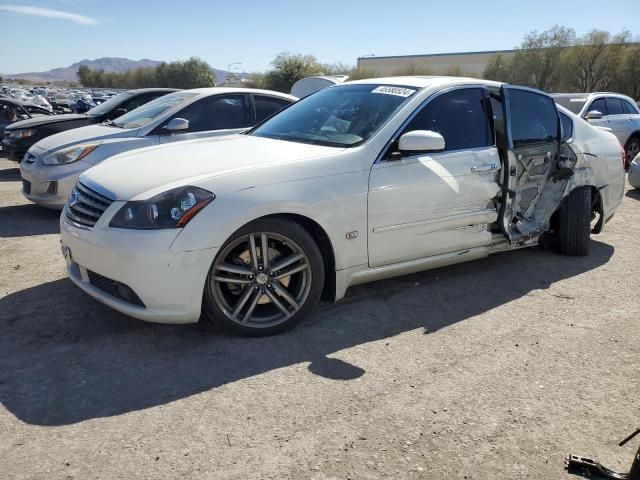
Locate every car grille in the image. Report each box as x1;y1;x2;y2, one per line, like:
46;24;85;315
22;180;31;194
64;182;113;228
87;270;145;307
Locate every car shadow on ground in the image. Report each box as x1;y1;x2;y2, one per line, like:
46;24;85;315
0;204;60;237
0;167;20;182
625;188;640;200
0;240;614;426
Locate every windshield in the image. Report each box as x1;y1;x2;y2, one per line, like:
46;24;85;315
112;92;197;129
86;91;132;117
251;84;417;147
553;95;588;115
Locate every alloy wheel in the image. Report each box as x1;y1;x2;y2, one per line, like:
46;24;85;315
209;231;312;329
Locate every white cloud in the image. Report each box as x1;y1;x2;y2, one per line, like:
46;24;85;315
0;4;98;25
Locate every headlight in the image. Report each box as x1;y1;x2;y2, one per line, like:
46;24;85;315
7;129;36;140
110;186;214;230
42;144;99;165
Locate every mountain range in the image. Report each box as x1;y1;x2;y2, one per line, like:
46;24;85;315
3;57;245;85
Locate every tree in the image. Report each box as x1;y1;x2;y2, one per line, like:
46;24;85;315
321;62;353;75
508;26;576;91
483;53;513;82
261;52;323;93
563;30;628;92
614;43;640;99
76;57;215;89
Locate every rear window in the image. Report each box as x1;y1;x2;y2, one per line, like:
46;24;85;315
606;97;624;115
622;100;639;114
553;95;587;114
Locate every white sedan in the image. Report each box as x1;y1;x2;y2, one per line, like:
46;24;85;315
60;77;625;335
20;88;295;209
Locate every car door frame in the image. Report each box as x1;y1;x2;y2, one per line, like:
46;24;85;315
498;85;565;243
150;93;251;143
367;84;503;268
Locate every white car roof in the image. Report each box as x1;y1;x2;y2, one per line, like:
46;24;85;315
345;76;504;89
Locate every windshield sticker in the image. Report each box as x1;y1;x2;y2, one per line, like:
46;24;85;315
372;86;416;97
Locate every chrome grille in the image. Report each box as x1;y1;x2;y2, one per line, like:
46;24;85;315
64;182;113;228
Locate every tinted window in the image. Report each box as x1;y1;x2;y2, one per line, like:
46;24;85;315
120;93;165;113
559;112;574;140
86;92;134;117
0;103;18;124
170;95;247;132
588;98;607;116
254;96;291;123
622;99;639;115
509;90;559;146
553;95;588;114
405;88;492;151
606;97;624;115
112;91;196;129
251;84;416;148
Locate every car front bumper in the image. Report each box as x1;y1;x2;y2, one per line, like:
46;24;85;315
19;154;92;209
60;212;217;324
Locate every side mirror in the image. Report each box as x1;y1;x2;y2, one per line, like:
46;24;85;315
163;117;189;132
398;130;445;153
586;110;603;120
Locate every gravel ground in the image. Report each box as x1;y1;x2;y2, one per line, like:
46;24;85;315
0;155;638;480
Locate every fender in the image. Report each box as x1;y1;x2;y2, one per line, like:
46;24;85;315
170;171;370;271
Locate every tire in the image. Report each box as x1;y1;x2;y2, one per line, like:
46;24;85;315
202;217;325;336
557;187;591;257
626;136;640;169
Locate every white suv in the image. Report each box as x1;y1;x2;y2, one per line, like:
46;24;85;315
553;92;640;167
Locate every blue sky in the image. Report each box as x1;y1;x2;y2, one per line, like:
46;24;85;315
0;0;638;74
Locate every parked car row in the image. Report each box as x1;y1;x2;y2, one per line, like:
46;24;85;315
2;78;630;336
552;92;640;167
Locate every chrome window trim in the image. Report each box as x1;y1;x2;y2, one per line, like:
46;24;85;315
375;84;494;163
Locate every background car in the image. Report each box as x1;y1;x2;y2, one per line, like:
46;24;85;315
628;152;640;188
553;92;640;167
20;87;296;208
59;77;624;336
2;88;177;162
0;98;52;139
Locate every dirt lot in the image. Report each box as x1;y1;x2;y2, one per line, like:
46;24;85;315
0;155;638;480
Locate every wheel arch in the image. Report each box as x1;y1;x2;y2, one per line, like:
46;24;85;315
550;184;603;235
246;213;337;302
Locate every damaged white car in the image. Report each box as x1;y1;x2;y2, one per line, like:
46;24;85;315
60;77;625;335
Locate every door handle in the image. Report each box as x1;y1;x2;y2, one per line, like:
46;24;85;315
471;163;498;173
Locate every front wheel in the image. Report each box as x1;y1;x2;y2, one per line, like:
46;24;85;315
203;217;325;336
557;187;591;257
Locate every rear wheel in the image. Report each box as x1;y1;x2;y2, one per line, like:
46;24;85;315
626;136;640;169
203;217;324;336
557;187;591;256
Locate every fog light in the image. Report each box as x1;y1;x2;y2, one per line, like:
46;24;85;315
47;181;58;194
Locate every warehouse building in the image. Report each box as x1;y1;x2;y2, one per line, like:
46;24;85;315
357;49;516;76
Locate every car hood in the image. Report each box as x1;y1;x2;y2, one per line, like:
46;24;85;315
34;124;138;152
82;135;344;201
6;113;89;130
